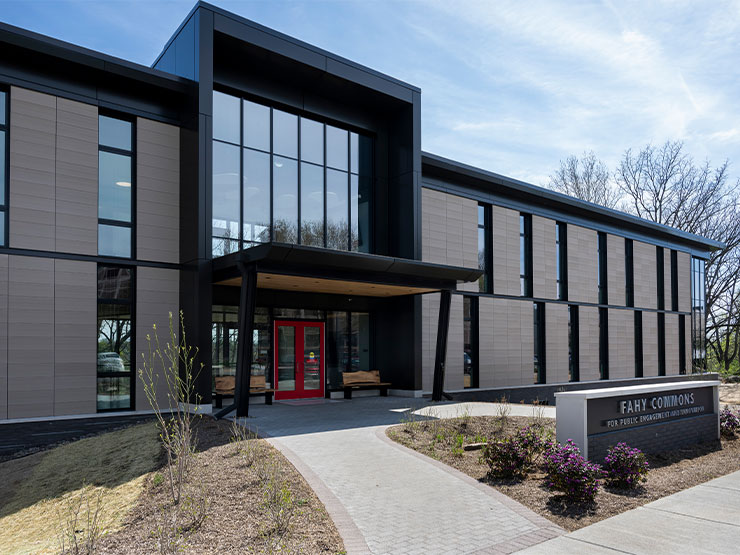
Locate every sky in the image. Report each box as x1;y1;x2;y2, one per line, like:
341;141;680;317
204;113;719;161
2;0;740;186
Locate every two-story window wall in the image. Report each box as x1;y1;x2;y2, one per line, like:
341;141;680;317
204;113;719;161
691;257;706;370
98;115;134;258
211;91;373;257
0;87;7;245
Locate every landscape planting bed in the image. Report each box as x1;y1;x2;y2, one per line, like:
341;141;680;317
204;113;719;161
387;413;740;531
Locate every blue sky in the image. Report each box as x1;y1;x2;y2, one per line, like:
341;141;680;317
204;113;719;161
3;0;740;185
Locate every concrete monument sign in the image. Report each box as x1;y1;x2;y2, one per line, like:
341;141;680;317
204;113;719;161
556;380;720;460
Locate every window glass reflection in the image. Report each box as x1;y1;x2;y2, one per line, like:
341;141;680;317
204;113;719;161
99;115;132;151
97;266;131;299
212;141;240;244
243;100;270;151
273;109;298;159
98;225;131;258
301;162;324;247
350;132;359;174
213;91;240;144
0;132;5;203
243;148;271;244
98;151;132;221
326;169;348;250
273;156;298;243
326;125;348;170
0;91;5;126
301;118;324;165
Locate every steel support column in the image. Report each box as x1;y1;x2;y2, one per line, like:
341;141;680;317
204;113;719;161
432;289;452;402
234;262;257;417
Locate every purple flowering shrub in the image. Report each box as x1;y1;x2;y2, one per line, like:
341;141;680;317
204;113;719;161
602;443;649;489
482;425;551;479
543;439;603;503
720;406;740;437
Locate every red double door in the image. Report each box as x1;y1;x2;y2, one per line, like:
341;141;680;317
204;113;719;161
273;320;325;400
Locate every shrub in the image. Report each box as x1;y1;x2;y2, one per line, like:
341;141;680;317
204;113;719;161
543;440;603;503
482;437;530;478
603;443;649;489
720;406;740;438
482;425;550;478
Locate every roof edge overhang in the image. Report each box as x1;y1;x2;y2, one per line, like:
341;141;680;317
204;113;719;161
422;151;725;253
212;243;481;293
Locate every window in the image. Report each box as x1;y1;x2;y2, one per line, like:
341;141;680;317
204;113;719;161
625;239;634;307
691;257;706;371
98;114;134;258
533;302;545;384
679;314;687;375
671;250;679;311
520;214;532;297
211;91;372;256
556;222;568;300
634;311;643;377
326;310;371;389
599;307;609;379
656;246;665;310
477;204;491;293
568;305;579;382
597;232;607;304
0;87;7;245
463;296;478;388
658;312;666;376
97;266;134;411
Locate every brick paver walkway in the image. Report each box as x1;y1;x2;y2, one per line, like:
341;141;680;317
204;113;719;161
239;398;562;554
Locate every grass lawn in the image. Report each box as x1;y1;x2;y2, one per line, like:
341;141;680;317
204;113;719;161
387;412;740;532
1;417;345;554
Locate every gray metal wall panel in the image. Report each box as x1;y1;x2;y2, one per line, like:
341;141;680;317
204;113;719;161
579;306;600;382
608;308;634;379
607;234;626;307
643;311;659;377
7;256;55;418
135;267;180;410
567;224;598;303
9;87;57;251
677;251;691;313
546;302;569;384
492;206;520;296
54;259;96;415
634;240;657;309
0;256;7;419
665;312;680;375
137;117;180;264
55;98;98;255
533;216;557;299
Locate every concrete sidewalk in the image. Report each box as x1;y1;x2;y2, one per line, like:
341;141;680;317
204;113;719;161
517;470;740;554
239;397;562;554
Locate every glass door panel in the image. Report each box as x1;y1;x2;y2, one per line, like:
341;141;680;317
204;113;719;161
276;325;296;392
303;326;322;391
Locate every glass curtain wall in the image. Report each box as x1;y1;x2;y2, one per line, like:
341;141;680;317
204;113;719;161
212;306;270;385
98;115;134;258
212;91;372;256
97;266;133;410
691;257;706;370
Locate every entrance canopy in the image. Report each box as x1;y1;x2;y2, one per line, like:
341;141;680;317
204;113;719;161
212;243;482;296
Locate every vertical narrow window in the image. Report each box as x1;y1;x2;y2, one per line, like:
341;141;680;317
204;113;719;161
634;311;643;377
599;307;609;379
568;305;579;382
97;266;134;411
212;92;372;257
691;257;706;371
98;114;134;258
658;312;666;376
477;204;491;293
671;250;679;312
0;87;7;246
520;214;532;297
557;222;568;300
656;246;665;310
679;314;686;375
597;232;608;304
533;302;546;383
625;239;634;307
463;296;478;389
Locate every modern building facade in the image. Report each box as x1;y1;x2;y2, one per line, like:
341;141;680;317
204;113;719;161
0;2;719;421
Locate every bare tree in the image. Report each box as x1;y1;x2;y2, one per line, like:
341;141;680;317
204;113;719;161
548;151;621;208
615;141;740;373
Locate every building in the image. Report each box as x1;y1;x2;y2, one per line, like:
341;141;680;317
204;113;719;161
0;2;718;421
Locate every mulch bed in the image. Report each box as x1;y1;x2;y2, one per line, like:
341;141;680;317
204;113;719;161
387;414;740;532
99;417;344;553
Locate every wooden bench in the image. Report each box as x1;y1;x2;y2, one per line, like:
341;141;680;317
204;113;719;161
213;375;274;408
341;370;391;400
